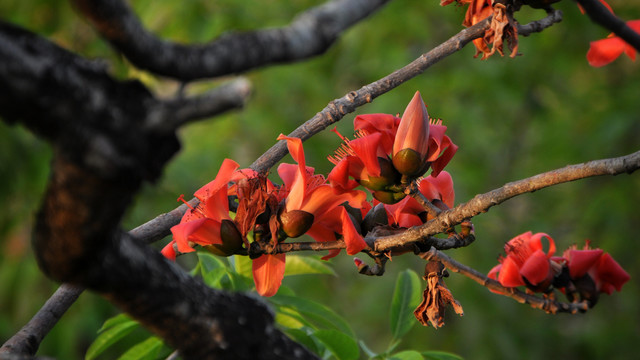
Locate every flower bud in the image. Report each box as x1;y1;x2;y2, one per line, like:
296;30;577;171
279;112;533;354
392;91;430;177
204;219;244;257
278;209;315;238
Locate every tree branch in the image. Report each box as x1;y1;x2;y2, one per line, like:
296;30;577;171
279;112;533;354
71;0;390;81
374;150;640;252
575;0;640;52
0;284;83;356
421;248;589;314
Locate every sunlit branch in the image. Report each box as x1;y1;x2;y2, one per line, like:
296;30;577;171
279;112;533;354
72;0;389;81
575;0;640;52
421;247;589;314
374;150;640;252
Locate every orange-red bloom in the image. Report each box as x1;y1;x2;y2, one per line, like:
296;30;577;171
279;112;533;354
162;159;243;259
587;20;640;67
488;231;557;292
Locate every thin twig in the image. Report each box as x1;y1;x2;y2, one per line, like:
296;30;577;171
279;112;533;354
422;247;589;314
375;150;640;252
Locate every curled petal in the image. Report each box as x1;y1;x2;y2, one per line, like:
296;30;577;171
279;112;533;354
327;158;360;193
595;253;631;294
528;232;556;257
429;136;458;177
519;250;551;286
252;254;287;297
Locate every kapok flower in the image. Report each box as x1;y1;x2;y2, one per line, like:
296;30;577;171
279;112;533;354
161;159;244;260
488;231;557;292
251;135;367;297
561;241;630;295
587;20;640;67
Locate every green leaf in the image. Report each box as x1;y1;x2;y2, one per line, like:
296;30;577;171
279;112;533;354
97;313;132;334
85;320;139;360
117;336;164;360
283;328;319;355
421;350;464;360
389;269;422;341
313;329;359;360
197;252;228;288
269;295;355;337
284;255;336;277
390;350;425;360
232;254;253;279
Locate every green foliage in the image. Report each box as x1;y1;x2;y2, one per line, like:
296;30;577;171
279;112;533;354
389;270;422;342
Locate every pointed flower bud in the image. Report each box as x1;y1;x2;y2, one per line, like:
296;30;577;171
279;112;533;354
392;91;431;177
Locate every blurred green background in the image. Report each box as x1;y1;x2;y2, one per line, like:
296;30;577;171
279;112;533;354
1;0;639;359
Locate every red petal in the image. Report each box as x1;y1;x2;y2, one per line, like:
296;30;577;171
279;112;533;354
587;37;626;67
528;232;556;257
349;133;383;178
429;135;458;177
194;158;239;201
341;208;368;255
498;256;525;287
567;249;603;278
252;253;286;297
354;113;400;153
519;250;550;286
595;253;630;294
170;218;223;253
419;171;455;208
328;159;359;193
161;241;177;261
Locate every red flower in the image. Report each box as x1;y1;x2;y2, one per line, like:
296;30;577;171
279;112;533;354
251;135;367;297
587;20;640;67
561;241;630;295
488;231;557;291
161;159;243;259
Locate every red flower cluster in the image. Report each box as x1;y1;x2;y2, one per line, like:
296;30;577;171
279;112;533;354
162;92;459;297
488;232;630;306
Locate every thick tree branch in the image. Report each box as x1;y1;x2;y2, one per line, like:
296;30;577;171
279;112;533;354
576;0;640;52
0;21;316;359
421;248;589;314
72;0;389;81
375;150;640;251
